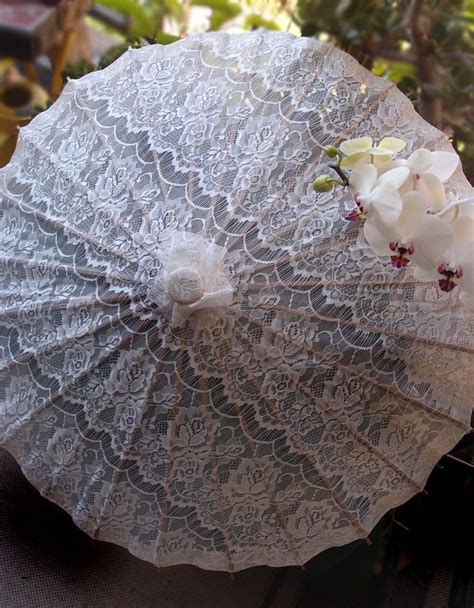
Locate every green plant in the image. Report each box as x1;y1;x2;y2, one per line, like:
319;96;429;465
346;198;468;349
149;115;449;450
191;0;241;30
98;37;152;69
62;59;96;81
62;38;154;83
95;0;242;37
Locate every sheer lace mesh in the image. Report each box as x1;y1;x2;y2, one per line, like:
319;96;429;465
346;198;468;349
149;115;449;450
0;31;472;571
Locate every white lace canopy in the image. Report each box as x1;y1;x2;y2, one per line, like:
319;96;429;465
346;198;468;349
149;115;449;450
0;31;472;571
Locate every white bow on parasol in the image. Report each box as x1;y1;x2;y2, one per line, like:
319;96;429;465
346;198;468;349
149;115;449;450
0;31;472;572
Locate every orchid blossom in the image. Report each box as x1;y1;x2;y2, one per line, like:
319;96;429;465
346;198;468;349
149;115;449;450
312;136;473;307
340;137;407;170
363;192;454;269
414;216;474;307
346;163;409;225
391;149;459;211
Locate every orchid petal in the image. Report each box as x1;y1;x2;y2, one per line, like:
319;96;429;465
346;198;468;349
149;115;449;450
384;159;406;170
340;151;368;169
406;148;433;173
340;137;372;156
349;163;378;195
450;218;474;270
428;151;459;182
363;218;392;255
378;166;410;190
368;182;403;225
399;192;427;226
402;211;454;270
395;192;427;239
452;216;474;243
395;192;453;269
458;200;474;219
415;173;446;210
378;137;407;153
408;215;454;270
369;147;396;156
458;255;474;306
371;153;394;169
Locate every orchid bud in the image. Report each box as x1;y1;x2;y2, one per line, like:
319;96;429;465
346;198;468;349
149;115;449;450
313;175;334;193
323;145;339;158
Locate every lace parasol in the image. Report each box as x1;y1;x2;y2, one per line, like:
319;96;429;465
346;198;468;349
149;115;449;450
0;31;472;572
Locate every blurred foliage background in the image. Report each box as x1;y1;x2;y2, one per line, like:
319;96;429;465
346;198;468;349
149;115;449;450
74;0;473;180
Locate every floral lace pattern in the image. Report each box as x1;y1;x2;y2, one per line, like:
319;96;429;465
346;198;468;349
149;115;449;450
0;31;472;571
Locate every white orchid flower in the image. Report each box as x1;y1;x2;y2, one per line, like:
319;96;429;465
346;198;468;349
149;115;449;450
413;216;474;306
340;136;406;169
391;149;460;211
319;136;471;307
346;163;410;225
431;195;474;223
363;192;454;270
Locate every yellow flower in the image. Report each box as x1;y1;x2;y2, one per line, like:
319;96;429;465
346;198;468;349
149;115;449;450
340;137;406;169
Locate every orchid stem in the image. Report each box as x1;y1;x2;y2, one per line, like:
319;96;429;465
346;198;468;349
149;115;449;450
328;163;349;187
435;196;474;219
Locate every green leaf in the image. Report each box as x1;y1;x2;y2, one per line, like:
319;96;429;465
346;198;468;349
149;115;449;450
373;58;416;82
243;15;280;31
191;0;241;30
62;59;96;81
162;0;186;21
208;10;231;30
95;0;152;35
154;32;181;45
97;39;149;69
192;0;241;17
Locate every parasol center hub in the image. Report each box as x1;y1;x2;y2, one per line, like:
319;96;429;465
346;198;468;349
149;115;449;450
165;267;205;305
157;230;234;327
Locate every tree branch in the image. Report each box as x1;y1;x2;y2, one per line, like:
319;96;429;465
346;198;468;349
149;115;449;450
410;0;443;127
380;0;421;43
369;1;422;65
